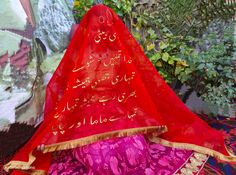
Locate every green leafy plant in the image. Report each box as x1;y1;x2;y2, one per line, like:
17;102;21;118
149;34;193;83
104;0;133;17
180;23;236;107
73;0;94;22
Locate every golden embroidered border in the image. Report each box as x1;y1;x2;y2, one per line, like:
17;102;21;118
4;125;167;173
149;137;236;162
174;152;209;175
3;152;35;172
4;125;236;174
42;126;167;153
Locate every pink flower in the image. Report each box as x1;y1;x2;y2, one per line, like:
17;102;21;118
133;139;144;150
158;156;170;166
145;168;155;175
126;148;138;166
110;156;121;175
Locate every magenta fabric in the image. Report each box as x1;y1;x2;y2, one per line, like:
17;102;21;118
49;135;193;175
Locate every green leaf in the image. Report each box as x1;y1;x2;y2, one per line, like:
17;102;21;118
168;59;174;65
159;41;169;50
162;52;169;62
197;64;205;69
175;67;184;75
176;60;188;67
150;52;161;61
147;28;157;39
132;32;141;41
147;43;155;51
155;61;162;67
171;56;181;61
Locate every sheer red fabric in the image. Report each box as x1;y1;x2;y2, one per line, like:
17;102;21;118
5;4;236;174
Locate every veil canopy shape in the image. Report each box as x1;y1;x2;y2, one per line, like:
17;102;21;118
5;4;236;174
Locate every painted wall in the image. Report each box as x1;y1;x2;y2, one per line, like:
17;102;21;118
0;0;75;130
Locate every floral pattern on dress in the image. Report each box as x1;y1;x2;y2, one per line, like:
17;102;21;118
49;134;194;175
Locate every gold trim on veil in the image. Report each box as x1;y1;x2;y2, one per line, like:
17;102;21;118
4;125;236;174
4;126;167;173
149;137;236;162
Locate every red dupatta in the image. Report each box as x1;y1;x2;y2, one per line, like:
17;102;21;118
5;4;236;174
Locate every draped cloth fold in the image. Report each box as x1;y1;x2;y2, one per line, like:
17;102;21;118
4;4;236;174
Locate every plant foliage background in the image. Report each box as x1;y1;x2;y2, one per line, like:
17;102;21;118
73;0;236;112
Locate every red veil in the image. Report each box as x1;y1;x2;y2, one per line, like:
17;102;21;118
5;4;236;174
